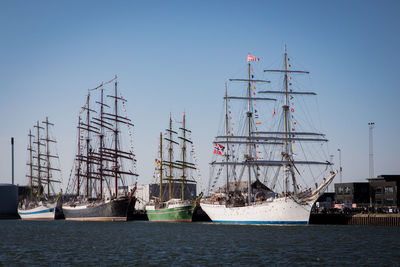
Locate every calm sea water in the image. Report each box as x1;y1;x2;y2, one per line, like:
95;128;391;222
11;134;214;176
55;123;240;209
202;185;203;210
0;220;399;266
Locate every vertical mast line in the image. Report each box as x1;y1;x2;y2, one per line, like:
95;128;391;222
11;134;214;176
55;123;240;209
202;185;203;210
99;89;104;200
28;130;33;197
86;93;90;198
247;62;252;205
159;132;163;202
77;116;81;197
225;83;229;195
168;114;173;200
283;45;289;194
36;121;42;198
45;117;50;197
114;78;119;198
181;113;186;201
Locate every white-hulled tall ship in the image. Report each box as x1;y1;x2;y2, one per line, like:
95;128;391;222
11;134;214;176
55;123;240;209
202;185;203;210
18;118;63;220
63;76;138;221
200;48;337;224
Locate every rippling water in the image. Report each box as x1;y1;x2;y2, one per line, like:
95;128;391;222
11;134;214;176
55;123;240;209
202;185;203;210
0;220;399;266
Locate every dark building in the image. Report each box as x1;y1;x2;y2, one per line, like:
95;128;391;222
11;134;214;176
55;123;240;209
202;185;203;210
368;175;400;209
334;182;369;208
315;192;335;209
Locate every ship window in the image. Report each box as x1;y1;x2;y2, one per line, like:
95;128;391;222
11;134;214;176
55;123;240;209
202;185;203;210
344;187;351;195
337;187;343;195
385;186;393;194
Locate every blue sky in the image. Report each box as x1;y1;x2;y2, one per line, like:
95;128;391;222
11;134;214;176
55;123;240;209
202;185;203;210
1;0;399;189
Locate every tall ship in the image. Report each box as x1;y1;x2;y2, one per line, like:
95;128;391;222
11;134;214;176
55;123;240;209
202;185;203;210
200;49;337;224
63;76;138;221
18;118;63;220
145;113;202;222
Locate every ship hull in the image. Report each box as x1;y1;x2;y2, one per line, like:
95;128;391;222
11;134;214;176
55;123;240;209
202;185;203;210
18;202;58;220
146;203;195;222
200;197;314;225
63;197;136;221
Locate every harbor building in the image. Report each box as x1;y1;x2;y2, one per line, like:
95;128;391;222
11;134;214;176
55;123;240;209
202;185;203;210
332;174;400;211
334;182;370;208
368;175;400;209
0;183;18;219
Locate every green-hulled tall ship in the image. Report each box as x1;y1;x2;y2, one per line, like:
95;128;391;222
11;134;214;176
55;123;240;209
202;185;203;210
145;113;202;222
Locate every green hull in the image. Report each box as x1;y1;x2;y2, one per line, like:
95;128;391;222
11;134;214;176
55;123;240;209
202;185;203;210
146;204;195;222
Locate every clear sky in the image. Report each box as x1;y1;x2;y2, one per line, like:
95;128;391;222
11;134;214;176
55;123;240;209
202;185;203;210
1;0;399;190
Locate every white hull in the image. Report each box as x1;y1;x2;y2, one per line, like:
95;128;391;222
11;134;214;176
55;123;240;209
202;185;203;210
201;172;336;225
18;202;57;220
201;197;313;224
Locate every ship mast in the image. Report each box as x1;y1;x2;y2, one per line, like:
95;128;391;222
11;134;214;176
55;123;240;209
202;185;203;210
161;114;179;201
27;130;34;198
99;89;105;200
113;79;119;198
41;117;61;198
181;113;186;201
168;115;173;200
224;83;229;195
159;132;163;202
212;57;274;200
247;63;252;204
283;45;290;194
86;93;91;198
43;117;52;197
34;121;43;198
76;117;81;197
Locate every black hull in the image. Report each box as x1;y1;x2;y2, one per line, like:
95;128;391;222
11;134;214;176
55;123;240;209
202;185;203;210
63;197;136;221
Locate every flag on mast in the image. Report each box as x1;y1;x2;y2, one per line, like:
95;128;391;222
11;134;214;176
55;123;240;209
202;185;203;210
213;143;225;155
247;54;260;62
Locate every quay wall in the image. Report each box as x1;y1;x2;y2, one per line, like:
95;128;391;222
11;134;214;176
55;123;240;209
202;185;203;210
310;213;400;226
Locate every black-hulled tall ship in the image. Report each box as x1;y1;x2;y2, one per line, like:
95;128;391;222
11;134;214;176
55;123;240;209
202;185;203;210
63;76;138;221
18;118;63;220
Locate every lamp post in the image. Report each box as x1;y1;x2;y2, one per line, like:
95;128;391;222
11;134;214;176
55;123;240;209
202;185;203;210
11;137;14;185
337;148;342;184
329;154;334;192
368;122;375;178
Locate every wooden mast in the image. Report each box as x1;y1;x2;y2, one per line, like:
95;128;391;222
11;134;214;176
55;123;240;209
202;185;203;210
86;93;91;198
247;62;252;205
35;121;42;198
224;83;229;195
99;88;104;200
168;114;173;200
181;113;186;201
283;45;289;194
28;129;34;198
114;78;119;199
44;117;51;197
159;132;163;202
77;116;81;197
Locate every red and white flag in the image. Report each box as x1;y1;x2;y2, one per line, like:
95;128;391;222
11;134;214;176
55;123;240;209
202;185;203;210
213;143;225;155
247;54;260;62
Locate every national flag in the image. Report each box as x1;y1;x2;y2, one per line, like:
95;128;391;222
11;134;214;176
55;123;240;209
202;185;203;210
247;54;260;62
213;143;225;155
